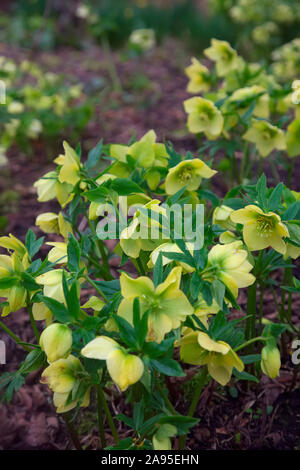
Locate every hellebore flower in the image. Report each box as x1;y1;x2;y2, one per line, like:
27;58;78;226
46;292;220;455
230;205;289;255
205;241;255;298
204;39;239;77
81;336;144;391
165;158;217;195
152;424;177;451
286;119;300;157
147;242;195;273
118;266;194;343
46;242;68;264
40;323;73;363
0;252;29;316
36;212;73;238
34;171;73;207
261;340;281;379
129;29;155;51
36;269;65;303
180;331;244;386
120;199;169;258
185;58;211;94
41;355;90;413
212;205;236;231
243;119;286;158
58;141;82;186
110;130;168;170
184;97;224;138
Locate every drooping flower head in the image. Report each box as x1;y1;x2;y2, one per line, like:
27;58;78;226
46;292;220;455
205;241;255;298
243;119;286;158
185;58;211;94
81;336;144;391
180;331;244;386
204;39;239;77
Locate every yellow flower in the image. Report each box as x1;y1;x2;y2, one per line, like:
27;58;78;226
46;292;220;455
81;336;144;391
180;331;244;386
34;171;73;207
46;242;68;264
32;302;52;323
205;241;255;298
165;158;217;195
58;141;82;186
184;97;223;138
230;205;289;255
147;242;195;273
81;296;105;312
0;233;27;258
243;119;286;158
110;130;168;170
120;200;168;258
152;424;177;451
36;269;65;303
40;323;73;363
261;341;281;379
212;205;236;231
41;355;89;413
204;39;239;77
286;119;300;157
36;212;73;238
185;58;211;94
284;242;300;260
118;267;193;343
0;253;28;316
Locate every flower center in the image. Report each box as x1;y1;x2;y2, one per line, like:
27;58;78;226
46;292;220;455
178;166;193;183
256;216;274;237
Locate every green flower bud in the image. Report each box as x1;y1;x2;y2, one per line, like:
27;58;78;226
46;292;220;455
261;341;281;379
40;323;72;363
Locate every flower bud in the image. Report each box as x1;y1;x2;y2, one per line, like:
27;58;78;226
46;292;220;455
261;342;281;379
40;323;72;363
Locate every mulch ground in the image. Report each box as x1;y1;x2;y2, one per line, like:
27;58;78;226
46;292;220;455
0;40;300;450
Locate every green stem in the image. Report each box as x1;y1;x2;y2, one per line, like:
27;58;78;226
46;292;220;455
97;386;119;445
136;257;146;276
86;276;108;302
156;381;177;415
178;367;208;450
0;320;31;352
96;386;107;448
27;296;40;342
258;282;265;335
246;281;257;345
62;413;83;450
234;336;266;352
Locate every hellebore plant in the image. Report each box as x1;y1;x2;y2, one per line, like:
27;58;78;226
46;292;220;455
0;40;299;450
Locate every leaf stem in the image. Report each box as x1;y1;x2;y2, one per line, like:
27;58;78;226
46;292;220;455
96;386;107;448
97;386;120;445
0;320;31;352
62;413;83;450
178;367;208;450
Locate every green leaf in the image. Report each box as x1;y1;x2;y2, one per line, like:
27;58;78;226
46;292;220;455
286;221;300;245
256;173;268;211
0;276;18;289
233;370;259;383
21;272;40;291
67;234;81;272
20;349;46;373
85;139;103;170
25;230;44;259
84;187;107;203
110;178;144;195
268;183;283;211
153;252;163;288
42;296;72;323
150;358;185;377
212;279;225;309
113;315;137;349
158;415;199;435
